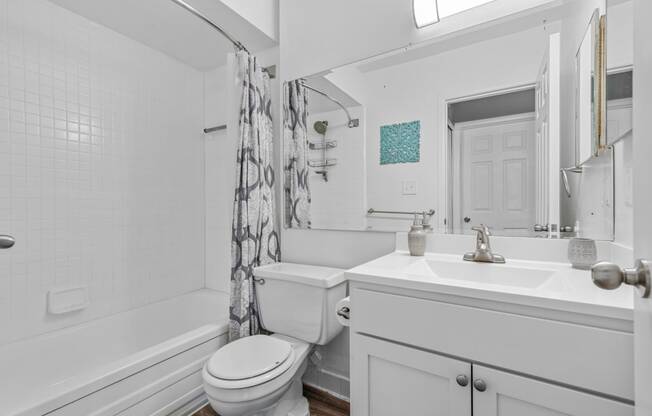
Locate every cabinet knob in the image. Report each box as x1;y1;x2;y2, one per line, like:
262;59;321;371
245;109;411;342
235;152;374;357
456;375;469;387
473;378;487;392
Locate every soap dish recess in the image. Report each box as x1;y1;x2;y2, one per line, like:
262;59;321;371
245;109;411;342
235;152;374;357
47;286;89;315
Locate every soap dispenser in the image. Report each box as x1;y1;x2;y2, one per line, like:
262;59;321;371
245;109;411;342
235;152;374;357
408;214;427;256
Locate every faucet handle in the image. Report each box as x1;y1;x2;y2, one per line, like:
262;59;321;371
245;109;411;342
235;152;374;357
471;224;490;236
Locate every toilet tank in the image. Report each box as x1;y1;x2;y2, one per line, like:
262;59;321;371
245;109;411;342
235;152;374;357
253;263;347;345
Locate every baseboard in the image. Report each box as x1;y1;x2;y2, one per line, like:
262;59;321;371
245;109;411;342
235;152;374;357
303;365;350;400
303;383;350;413
170;392;208;416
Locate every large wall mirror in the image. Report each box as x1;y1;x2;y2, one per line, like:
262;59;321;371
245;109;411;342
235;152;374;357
283;0;632;241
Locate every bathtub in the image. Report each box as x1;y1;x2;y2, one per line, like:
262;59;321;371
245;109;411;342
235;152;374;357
0;289;229;416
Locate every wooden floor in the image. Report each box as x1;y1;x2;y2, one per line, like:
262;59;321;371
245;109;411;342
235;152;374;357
193;384;349;416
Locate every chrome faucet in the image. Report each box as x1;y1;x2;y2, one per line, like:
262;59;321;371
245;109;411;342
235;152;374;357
463;225;505;263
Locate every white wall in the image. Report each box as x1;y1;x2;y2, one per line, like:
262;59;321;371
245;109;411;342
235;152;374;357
607;0;633;70
307;107;366;230
0;0;205;345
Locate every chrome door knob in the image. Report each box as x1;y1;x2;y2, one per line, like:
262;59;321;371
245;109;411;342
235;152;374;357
473;379;487;392
456;375;469;387
591;259;651;298
533;224;549;232
0;235;15;249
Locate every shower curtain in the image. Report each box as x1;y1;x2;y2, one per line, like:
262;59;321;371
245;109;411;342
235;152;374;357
283;80;312;228
229;51;280;341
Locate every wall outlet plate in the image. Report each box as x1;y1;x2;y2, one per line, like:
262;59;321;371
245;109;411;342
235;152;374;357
402;180;417;195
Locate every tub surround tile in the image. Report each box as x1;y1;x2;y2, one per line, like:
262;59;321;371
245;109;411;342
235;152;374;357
0;0;205;346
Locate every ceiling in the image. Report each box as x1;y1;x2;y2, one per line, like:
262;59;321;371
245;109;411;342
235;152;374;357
304;76;361;115
48;0;277;70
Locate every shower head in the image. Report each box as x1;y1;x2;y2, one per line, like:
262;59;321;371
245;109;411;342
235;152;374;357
313;120;328;135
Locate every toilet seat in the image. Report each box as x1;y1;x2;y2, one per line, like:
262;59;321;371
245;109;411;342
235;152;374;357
205;335;296;389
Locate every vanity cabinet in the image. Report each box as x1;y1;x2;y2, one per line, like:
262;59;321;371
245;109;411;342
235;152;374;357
352;334;632;416
349;284;634;416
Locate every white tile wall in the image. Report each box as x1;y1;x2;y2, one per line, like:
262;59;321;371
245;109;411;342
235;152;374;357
203;64;232;293
0;0;205;345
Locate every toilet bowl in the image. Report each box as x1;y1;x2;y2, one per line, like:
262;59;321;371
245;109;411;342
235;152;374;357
202;334;311;416
202;263;347;416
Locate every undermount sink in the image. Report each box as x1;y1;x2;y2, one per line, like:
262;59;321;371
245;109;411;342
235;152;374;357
405;259;556;289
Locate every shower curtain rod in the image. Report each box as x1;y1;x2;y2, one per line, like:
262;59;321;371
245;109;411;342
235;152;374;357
300;82;360;128
170;0;279;134
169;0;248;52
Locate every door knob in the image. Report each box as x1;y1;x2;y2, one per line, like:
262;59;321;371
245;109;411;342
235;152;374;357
533;224;549;232
473;379;487;392
0;235;15;249
591;259;651;298
456;375;469;387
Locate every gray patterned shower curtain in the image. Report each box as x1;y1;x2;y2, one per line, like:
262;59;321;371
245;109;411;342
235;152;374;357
283;80;312;228
229;51;280;341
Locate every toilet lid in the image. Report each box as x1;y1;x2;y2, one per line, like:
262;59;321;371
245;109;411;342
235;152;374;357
206;335;293;381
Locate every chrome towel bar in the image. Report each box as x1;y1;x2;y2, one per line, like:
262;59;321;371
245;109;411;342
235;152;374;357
367;209;435;217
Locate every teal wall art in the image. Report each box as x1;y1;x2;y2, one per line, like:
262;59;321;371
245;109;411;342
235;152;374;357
380;120;421;165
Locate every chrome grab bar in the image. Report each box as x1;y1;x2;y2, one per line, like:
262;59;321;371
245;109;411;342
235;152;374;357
0;235;15;249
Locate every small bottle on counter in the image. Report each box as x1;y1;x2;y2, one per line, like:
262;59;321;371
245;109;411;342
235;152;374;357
408;214;427;256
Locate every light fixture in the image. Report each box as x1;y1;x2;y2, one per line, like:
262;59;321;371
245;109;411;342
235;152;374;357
413;0;495;28
413;0;439;28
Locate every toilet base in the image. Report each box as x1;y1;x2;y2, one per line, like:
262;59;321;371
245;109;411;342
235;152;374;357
269;377;309;416
207;376;308;416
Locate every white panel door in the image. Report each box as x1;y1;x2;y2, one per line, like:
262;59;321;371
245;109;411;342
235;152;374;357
350;334;471;416
632;0;652;414
473;365;633;416
460;116;536;234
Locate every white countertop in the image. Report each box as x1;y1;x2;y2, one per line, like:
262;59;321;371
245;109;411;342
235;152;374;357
346;251;634;323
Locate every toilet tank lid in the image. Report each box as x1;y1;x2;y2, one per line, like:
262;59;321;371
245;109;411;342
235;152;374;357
254;262;346;288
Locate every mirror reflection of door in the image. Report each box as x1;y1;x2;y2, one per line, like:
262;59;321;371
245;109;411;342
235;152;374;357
452;111;536;236
448;33;560;238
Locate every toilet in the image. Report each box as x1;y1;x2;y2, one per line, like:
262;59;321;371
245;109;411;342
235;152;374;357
202;263;347;416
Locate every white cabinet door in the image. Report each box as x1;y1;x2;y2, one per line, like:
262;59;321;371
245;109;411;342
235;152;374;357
351;334;471;416
473;365;633;416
